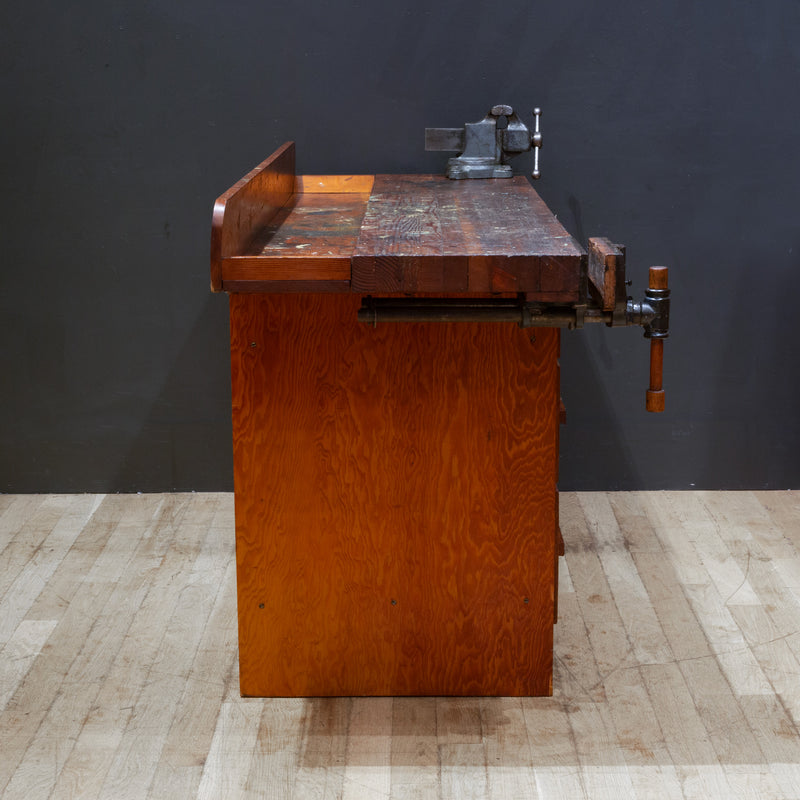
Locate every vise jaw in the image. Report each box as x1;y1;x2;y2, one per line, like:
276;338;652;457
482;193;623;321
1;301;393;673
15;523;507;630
425;105;542;180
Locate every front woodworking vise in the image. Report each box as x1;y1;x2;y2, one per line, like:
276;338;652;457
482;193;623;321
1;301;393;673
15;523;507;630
366;104;673;412
425;104;543;180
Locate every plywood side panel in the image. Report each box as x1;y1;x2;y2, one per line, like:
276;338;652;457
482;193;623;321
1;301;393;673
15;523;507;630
229;294;560;696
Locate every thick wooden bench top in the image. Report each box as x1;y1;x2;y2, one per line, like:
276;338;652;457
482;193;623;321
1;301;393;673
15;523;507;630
211;142;585;301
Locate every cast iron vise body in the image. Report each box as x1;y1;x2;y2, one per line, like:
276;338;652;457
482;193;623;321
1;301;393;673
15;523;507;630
425;104;543;180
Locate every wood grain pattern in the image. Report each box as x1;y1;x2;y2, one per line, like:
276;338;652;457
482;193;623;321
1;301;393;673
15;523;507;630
294;175;375;194
210;142;295;292
229;293;560;696
352;176;583;298
245;192;370;258
587;237;625;311
3;491;800;797
61;496;203;800
212;161;585;298
221;190;371;290
222;279;352;294
221;256;351;283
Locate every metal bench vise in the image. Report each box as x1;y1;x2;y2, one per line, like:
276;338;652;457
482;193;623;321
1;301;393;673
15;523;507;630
425;104;543;179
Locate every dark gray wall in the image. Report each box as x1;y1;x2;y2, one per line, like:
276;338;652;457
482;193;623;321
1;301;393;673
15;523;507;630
2;1;799;492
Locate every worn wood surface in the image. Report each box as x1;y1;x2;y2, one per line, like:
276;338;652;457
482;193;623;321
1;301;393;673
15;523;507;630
220;191;370;285
210;142;295;292
352;175;583;298
212;154;585;297
229;292;560;696
294;174;375;194
3;491;800;798
587;237;626;312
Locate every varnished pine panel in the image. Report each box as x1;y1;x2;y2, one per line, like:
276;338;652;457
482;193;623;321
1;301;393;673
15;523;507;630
229;293;560;696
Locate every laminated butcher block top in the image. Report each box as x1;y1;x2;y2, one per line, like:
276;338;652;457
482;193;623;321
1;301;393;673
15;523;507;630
210;142;584;300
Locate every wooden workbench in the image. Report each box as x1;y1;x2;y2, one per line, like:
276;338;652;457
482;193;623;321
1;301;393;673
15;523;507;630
211;142;585;696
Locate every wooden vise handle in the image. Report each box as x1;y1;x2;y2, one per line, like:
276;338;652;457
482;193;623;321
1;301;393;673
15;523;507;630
646;266;668;412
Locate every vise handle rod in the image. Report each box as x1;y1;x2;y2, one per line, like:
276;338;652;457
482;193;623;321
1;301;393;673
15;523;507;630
358;268;671;413
645;267;669;412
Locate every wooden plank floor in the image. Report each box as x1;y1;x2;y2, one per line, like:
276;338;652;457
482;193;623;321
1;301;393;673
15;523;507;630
0;491;799;799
